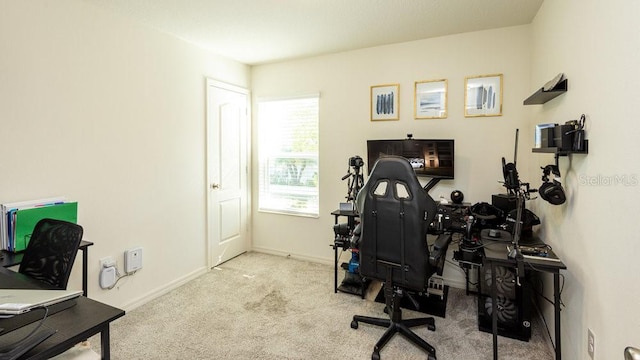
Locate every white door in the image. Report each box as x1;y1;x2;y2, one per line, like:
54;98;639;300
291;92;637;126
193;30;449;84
206;79;249;268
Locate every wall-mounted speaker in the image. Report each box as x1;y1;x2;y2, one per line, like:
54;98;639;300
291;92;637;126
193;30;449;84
477;265;532;341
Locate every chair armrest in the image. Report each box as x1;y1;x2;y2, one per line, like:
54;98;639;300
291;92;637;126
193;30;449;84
429;232;453;275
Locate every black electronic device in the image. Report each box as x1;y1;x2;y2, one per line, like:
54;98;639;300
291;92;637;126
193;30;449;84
491;194;517;213
432;204;467;234
470;202;505;229
504;208;540;236
366;138;454;179
553;124;575;151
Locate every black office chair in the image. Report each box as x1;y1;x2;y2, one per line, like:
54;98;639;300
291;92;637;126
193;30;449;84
18;218;83;290
350;156;449;360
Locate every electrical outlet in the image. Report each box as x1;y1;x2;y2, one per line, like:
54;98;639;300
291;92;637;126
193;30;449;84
125;247;143;273
99;256;115;269
588;328;595;359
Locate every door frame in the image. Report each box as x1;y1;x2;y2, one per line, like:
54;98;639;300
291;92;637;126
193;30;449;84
205;78;251;269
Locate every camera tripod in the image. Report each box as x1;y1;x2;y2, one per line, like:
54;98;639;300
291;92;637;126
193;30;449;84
342;158;365;206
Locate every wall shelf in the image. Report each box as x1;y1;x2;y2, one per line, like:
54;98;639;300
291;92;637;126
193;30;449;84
523;78;568;105
532;140;588;167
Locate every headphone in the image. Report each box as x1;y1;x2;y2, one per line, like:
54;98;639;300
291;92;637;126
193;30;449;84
539;165;566;205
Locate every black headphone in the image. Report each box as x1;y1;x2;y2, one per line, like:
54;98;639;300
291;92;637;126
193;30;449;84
539;165;566;205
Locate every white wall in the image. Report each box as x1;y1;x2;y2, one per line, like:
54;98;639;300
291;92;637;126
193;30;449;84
0;0;249;309
529;0;640;358
251;26;533;287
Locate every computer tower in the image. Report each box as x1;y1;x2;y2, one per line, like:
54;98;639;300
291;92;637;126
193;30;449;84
477;265;532;341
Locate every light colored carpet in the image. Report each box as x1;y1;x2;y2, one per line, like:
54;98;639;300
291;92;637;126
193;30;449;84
90;252;554;359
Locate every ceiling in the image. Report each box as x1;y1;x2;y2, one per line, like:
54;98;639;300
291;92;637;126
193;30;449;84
82;0;544;65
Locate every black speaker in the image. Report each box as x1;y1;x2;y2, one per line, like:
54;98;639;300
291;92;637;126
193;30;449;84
553;125;575;151
477;265;532;341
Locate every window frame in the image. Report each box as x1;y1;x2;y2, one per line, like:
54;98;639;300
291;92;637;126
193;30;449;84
257;94;320;217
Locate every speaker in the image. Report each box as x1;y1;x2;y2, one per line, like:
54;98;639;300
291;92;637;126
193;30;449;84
477;265;532;341
553;125;575;151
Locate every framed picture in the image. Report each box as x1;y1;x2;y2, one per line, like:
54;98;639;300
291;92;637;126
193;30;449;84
414;79;447;119
464;74;503;117
371;84;399;121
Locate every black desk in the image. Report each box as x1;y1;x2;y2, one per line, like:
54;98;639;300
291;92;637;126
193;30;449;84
0;267;124;359
1;240;93;297
482;240;566;360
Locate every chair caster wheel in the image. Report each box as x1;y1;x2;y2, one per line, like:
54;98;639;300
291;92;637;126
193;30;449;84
428;324;436;331
351;320;358;329
428;354;436;360
371;350;380;360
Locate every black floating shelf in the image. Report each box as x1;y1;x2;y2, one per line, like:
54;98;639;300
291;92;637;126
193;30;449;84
523;79;568;105
532;140;588;155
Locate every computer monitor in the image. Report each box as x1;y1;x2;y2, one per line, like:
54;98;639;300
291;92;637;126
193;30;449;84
366;138;455;179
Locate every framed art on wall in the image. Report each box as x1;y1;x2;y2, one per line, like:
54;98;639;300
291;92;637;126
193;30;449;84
464;74;503;117
414;79;447;119
371;84;399;121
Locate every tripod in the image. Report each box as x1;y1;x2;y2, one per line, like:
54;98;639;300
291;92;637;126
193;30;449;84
342;157;365;207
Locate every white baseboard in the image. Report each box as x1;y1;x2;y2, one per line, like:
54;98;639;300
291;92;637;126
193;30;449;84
251;246;470;291
251;246;333;266
120;266;208;312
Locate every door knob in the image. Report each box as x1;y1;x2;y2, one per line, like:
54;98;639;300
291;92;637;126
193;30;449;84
211;183;220;189
626;347;640;360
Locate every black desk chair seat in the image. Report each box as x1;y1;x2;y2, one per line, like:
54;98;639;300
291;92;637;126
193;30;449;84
350;156;450;360
18;218;83;290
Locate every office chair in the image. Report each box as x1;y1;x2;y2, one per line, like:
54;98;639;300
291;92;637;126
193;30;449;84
18;218;83;290
350;156;450;360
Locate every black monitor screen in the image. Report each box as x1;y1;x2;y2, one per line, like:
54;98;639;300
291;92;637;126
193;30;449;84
366;139;455;179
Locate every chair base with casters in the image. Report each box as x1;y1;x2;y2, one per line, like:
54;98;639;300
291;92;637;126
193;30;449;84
351;157;451;360
351;270;437;360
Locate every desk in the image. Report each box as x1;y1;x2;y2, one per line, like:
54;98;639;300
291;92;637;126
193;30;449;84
0;267;124;360
482;240;566;360
1;240;93;297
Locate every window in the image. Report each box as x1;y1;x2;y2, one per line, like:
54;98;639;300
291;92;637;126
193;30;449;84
258;95;319;217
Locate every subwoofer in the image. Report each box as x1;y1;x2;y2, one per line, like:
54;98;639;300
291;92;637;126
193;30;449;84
477;265;532;341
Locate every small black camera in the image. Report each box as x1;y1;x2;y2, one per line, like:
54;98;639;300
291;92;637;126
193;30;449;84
349;156;364;168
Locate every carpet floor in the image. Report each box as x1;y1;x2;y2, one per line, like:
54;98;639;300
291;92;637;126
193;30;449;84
90;252;554;359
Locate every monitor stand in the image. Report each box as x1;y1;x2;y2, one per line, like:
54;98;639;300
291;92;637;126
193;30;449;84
423;178;440;193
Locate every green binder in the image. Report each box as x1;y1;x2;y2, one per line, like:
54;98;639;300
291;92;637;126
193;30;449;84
13;202;78;252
